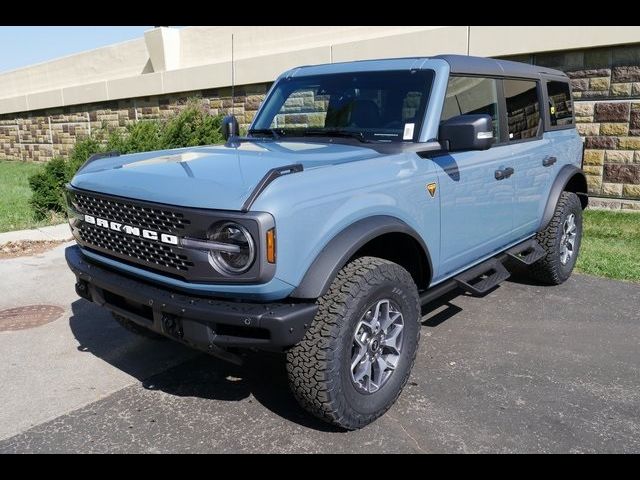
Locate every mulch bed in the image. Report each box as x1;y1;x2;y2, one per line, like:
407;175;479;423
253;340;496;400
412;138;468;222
0;240;68;259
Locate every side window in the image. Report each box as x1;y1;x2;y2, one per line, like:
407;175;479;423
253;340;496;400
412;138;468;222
441;76;500;137
504;79;541;141
546;81;574;127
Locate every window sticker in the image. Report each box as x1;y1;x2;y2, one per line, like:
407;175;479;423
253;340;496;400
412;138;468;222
403;123;415;140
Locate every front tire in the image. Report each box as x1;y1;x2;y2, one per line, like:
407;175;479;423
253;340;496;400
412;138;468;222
529;191;583;285
286;256;421;430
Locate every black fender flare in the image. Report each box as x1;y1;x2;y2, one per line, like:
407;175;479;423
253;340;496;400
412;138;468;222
539;164;588;231
290;215;433;299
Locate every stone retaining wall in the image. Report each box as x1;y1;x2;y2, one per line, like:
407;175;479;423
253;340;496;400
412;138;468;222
577;99;640;199
566;64;640;202
0;84;270;162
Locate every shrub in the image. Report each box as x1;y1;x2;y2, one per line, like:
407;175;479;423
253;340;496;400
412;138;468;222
106;120;164;154
28;103;225;219
161;105;223;148
66;137;103;176
28;157;69;218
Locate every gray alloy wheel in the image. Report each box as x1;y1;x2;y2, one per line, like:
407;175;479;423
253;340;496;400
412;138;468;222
350;299;404;394
559;213;577;265
530;191;583;285
286;256;421;430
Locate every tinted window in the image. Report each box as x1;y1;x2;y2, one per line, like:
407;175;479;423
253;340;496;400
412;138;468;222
546;81;574;126
441;77;500;137
504;79;541;140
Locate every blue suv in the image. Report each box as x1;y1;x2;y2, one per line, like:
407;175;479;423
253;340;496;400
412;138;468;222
65;55;587;429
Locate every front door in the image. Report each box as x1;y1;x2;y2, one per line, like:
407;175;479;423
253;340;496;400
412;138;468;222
434;76;515;278
433;147;515;278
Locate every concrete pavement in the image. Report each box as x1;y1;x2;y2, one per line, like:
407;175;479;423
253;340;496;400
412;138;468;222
0;242;195;440
0;244;638;453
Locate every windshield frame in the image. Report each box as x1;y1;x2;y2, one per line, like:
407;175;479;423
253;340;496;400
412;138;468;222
250;69;435;144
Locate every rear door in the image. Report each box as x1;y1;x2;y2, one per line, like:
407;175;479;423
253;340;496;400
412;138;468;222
434;76;516;277
542;79;582;194
504;78;554;237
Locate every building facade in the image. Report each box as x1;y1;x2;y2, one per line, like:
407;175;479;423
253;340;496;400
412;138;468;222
0;26;639;208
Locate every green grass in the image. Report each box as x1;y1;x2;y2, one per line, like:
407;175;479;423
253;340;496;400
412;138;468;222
0;160;63;233
576;209;640;282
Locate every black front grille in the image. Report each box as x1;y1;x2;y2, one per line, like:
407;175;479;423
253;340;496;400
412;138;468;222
74;192;190;234
72;191;196;276
79;223;194;272
67;186;274;284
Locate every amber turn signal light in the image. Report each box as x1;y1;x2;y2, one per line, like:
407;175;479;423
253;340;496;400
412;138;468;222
266;228;276;263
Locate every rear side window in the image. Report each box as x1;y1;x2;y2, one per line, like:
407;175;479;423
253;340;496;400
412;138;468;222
504;79;541;141
441;77;500;137
546;81;574;127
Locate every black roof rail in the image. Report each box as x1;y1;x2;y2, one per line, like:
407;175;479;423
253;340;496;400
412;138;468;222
433;54;567;79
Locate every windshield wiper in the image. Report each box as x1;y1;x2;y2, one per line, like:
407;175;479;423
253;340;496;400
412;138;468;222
301;129;369;143
247;128;282;139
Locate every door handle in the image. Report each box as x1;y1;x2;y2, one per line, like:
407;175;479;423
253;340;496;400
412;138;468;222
495;167;515;180
542;156;557;167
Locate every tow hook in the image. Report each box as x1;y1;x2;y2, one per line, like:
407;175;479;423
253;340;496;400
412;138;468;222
75;280;91;301
162;313;183;339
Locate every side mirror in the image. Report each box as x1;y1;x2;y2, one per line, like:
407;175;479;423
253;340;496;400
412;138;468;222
439;114;495;152
222;115;240;141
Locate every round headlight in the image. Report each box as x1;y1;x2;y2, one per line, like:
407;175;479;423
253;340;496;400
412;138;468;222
208;222;255;274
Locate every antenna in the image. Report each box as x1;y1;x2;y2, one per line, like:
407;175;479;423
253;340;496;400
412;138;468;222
231;33;235;118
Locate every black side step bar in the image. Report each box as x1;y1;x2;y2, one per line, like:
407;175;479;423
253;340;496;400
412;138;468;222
454;258;511;296
419;238;546;304
505;238;546;266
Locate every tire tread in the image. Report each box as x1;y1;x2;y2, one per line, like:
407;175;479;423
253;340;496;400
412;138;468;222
530;191;582;285
286;256;420;430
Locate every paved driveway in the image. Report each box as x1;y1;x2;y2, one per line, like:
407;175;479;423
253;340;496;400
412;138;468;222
0;243;638;453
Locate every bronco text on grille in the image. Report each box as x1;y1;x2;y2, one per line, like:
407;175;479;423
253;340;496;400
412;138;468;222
71;191;195;274
74;192;191;233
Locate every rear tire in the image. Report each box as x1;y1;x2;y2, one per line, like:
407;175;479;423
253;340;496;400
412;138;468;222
529;191;583;285
111;312;165;340
286;256;421;430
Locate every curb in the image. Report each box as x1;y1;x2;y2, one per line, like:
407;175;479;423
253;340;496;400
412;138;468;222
0;223;72;244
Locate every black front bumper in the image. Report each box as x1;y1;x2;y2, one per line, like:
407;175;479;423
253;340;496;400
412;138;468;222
66;245;318;350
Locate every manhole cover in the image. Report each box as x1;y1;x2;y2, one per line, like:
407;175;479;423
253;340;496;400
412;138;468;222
0;305;64;332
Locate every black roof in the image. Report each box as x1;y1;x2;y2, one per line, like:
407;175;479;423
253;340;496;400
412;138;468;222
434;54;567;79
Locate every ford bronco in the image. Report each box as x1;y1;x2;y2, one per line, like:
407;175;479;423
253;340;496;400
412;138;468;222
65;55;587;430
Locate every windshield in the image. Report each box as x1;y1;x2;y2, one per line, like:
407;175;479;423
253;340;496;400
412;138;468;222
251;70;434;143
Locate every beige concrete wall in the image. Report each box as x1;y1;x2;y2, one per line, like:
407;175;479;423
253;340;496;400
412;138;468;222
331;26;469;62
1;26;640;115
0;38;148;97
180;26;433;65
469;26;640;57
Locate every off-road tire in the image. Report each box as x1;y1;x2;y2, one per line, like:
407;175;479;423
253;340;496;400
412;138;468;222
529;191;583;285
111;312;165;340
286;256;421;430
